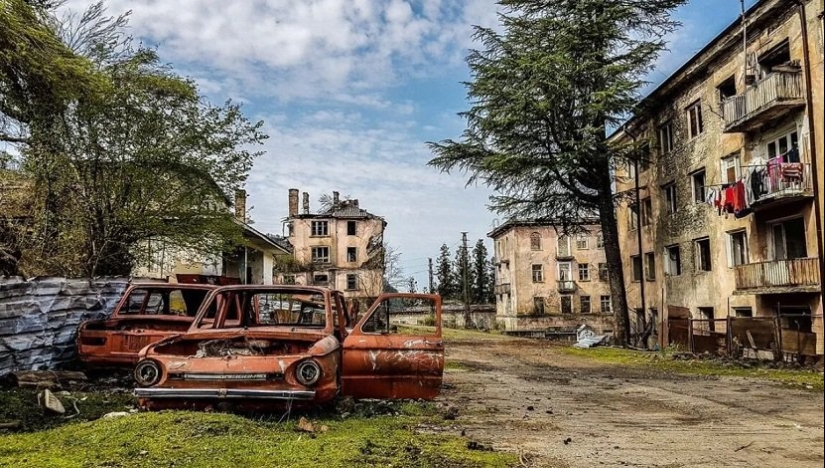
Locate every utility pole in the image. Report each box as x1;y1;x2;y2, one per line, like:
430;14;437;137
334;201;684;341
428;258;434;294
461;232;472;328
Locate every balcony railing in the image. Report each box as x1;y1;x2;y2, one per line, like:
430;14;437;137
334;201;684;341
747;162;813;209
722;71;804;133
734;257;820;293
494;283;511;295
557;280;576;293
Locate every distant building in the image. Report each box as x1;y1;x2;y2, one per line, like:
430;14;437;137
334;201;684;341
489;220;614;333
279;189;387;303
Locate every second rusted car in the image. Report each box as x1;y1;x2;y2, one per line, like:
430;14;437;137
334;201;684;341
133;285;444;409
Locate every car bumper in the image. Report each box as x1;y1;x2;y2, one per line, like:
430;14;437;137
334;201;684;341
134;388;317;400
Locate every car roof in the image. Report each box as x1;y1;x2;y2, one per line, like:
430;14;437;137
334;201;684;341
127;283;216;290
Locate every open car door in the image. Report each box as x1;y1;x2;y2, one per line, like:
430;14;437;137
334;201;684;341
341;294;444;400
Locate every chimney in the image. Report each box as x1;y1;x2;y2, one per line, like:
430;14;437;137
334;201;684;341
288;188;299;217
302;192;310;214
332;191;340;208
234;189;247;222
351;199;359;209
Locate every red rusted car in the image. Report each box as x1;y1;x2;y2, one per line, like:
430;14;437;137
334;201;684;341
77;283;216;366
133;285;444;409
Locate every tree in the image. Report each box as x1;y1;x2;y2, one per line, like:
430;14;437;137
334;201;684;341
453;243;474;304
435;243;456;299
471;239;491;303
428;0;684;346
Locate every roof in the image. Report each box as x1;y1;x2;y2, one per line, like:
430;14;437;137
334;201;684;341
293;199;386;225
487;218;601;239
235;219;292;254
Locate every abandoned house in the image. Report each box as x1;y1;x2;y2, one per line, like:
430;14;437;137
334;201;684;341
277;189;387;303
612;0;824;354
489;220;614;334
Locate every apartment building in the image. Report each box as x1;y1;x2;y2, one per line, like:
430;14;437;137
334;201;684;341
489;220;614;333
612;0;824;353
280;189;387;303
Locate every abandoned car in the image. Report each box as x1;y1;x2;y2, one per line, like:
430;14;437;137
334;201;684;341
133;285;444;409
77;283;215;366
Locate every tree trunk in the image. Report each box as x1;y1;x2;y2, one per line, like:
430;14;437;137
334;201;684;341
598;184;631;347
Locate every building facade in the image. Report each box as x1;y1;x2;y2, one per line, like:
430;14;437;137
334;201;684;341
280;189;387;302
489;221;614;333
613;0;824;353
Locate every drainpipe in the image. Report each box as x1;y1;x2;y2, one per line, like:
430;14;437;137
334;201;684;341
623;124;647;344
794;1;825;311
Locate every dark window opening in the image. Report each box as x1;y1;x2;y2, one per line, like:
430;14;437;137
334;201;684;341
644;252;656;281
533;297;545;315
717;75;736;101
346;274;357;291
560;296;573;314
631;255;643;282
695;238;712;272
347;247;357;262
347;221;357;236
758;39;792;73
580;296;591;314
665;245;681;276
692;169;706;203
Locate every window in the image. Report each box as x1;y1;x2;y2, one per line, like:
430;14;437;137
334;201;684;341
767;131;799;160
580;296;591;314
629;204;639;230
557;262;572;281
576;234;589;250
313;273;329;284
598;263;609;282
665;245;681;276
600;295;612;314
692;169;706;203
533;297;545;315
663;183;677;214
346;274;357;291
311;221;330;237
641;198;652;226
311;246;330;263
560;296;573;314
530;232;542;250
282;274;296;285
596;232;604;248
720;153;741;184
686;100;704;138
659;120;674;154
639;143;651;172
758;39;790;74
770;217;807;260
578;263;590;281
347;220;357;236
697;307;715;332
733;307;753;318
695;238;712;272
626;160;637;180
531;264;544;283
347;247;357;262
557;236;572;257
717;75;736;101
644;252;656;281
631;255;643;282
728;230;748;267
361;296;438;334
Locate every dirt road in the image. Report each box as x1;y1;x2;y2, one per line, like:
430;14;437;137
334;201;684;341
438;336;824;468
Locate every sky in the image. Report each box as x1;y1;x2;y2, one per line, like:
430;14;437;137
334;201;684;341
56;0;757;289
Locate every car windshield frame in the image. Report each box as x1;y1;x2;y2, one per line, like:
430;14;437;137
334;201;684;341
113;284;215;318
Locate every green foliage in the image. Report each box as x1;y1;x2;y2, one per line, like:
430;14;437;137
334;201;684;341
435;243;456;299
452;244;474;302
0;389;136;432
471;239;492;303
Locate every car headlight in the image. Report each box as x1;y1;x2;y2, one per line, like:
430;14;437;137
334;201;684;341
295;360;321;386
134;360;162;387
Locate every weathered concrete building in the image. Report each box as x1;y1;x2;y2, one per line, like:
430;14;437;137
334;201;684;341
280;189;386;303
613;0;824;353
489;221;614;333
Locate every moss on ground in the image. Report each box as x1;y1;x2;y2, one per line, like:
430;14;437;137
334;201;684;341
0;389;136;432
0;400;516;468
562;346;824;391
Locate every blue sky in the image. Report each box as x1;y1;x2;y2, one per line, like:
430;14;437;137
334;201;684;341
59;0;758;288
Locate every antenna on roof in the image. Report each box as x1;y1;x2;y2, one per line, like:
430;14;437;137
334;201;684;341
491;219;500;228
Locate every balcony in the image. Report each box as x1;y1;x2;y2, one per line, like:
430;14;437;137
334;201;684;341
748;162;814;211
494;283;511;295
557;280;577;293
722;71;804;133
733;257;820;295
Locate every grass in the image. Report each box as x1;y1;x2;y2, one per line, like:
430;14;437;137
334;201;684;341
0;399;517;468
0;389;136;432
562;346;824;391
398;325;515;343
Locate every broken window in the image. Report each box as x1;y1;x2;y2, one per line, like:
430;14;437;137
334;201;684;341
663;183;677;214
631;255;643;282
580;296;591;314
311;246;330;263
692;169;706;203
686;100;704;139
641;198;652;226
347;247;357;262
767;130;799;160
720;153;740;184
628;203;639;231
770;217;807;260
576;234;589;250
533;297;545;315
557;236;572;257
578;263;590;281
531;264;544;283
644;252;656;281
733;307;753;317
695;238;712;272
282;274;296;285
697;307;715;332
717;75;736;101
600;295;612;314
659;120;674;154
665;245;681;276
312;273;329;285
758;39;791;75
347;220;357;236
360;296;438;334
530;232;542;250
596;232;604;248
311;221;329;236
346;274;357;291
598;263;609;282
728;230;749;267
560;296;573;314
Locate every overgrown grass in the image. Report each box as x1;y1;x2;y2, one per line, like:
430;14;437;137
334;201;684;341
0;389;136;432
398;325;514;343
562;346;824;391
0;400;516;467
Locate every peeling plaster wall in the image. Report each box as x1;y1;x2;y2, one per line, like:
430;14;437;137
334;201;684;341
0;277;131;375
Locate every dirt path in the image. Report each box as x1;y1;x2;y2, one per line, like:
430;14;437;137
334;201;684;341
437;338;824;468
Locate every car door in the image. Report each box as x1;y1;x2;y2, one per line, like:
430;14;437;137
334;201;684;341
340;294;444;400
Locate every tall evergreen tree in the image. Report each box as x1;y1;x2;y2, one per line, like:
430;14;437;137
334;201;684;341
428;0;685;346
453;242;474;303
471;239;491;303
435;243;456;299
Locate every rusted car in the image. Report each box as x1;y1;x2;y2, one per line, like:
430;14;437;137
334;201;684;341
77;283;216;366
133;285;444;409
